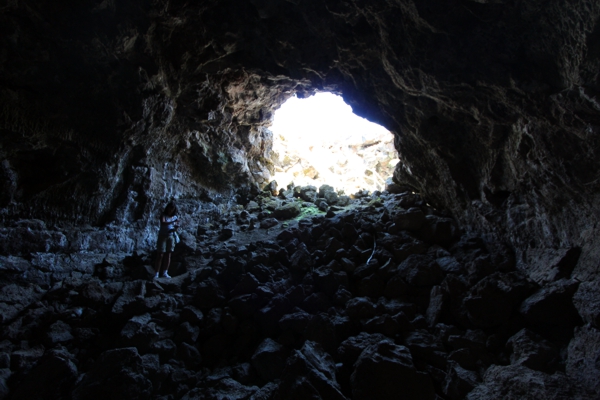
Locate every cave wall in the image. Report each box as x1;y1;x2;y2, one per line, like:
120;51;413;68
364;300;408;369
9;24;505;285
2;0;600;279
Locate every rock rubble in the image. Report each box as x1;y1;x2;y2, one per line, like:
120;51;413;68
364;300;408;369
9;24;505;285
0;185;597;399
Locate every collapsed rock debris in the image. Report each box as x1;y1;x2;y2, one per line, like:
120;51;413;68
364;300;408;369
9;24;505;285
0;184;595;399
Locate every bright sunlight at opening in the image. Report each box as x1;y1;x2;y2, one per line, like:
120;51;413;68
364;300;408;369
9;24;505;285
270;92;399;195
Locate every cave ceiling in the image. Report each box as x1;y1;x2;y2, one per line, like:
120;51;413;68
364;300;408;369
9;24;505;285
1;0;600;278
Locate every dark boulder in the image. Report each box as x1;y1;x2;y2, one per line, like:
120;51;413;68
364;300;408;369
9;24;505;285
72;347;152;400
351;340;435;400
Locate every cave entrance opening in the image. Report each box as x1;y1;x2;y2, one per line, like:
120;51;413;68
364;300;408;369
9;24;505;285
269;92;398;196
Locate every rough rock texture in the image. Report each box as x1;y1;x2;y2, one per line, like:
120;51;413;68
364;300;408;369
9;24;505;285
0;189;597;399
2;0;600;399
1;0;600;283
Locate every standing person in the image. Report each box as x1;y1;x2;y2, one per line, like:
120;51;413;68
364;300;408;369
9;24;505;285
154;201;179;279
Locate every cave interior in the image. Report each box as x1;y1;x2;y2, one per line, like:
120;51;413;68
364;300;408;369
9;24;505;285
1;0;600;399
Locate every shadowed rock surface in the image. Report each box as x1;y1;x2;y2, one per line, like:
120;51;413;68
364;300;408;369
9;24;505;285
1;0;600;398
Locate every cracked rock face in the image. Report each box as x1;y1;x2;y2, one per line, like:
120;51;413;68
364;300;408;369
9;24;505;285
1;1;600;397
2;1;600;280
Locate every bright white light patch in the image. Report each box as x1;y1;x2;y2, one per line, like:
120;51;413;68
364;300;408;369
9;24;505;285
270;92;398;195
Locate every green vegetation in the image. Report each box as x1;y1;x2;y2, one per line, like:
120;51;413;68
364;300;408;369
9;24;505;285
292;202;325;221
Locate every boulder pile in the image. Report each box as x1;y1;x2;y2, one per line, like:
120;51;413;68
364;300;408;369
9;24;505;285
0;185;598;399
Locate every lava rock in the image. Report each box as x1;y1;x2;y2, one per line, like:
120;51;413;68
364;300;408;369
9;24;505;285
466;364;585;400
572;280;600;327
9;349;77;400
519;278;581;341
72;347;152;400
275;341;345;400
463;272;533;328
272;202;301;220
506;328;559;373
351;340;435;400
566;324;600;396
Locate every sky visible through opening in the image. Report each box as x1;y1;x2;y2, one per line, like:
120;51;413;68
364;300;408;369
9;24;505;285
270;92;398;195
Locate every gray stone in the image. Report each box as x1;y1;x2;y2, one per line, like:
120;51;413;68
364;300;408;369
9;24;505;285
519;278;581;341
573;280;600;327
521;247;581;285
394;207;425;231
299;186;318;202
72;347;152;400
251;338;286;381
443;362;480;400
120;313;159;350
506;328;559;372
566;324;600;396
259;218;279;229
467;364;587;400
46;320;74;345
319;184;335;197
385;177;405;194
10;349;78;400
351;340;435;400
436;256;464;274
464;272;533;328
272;202;301;220
276;341;345;400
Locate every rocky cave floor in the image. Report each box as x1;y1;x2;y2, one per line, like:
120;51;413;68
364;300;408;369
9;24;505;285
0;184;599;400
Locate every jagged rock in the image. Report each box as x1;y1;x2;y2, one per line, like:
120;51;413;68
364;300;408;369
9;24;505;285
436;256;464;274
395;254;443;287
10;346;45;377
467;365;587;400
301;292;330;314
345;297;377;321
9;349;78;400
80;280;123;307
275;341;345;400
251;338;287;381
404;330;447;369
519;279;581;341
181;306;204;325
289;243;314;274
0;284;45;323
72;347;152;400
443;362;480;400
357;274;386;298
272;202;301;220
394;208;425;231
446;330;493;371
363;314;400;337
46;320;74;345
305;313;338;353
506;328;559;373
572;280;600;328
120;313;159;351
463;272;533;328
384;274;408;298
175;322;200;344
279;309;312;334
0;368;9;400
426;285;446;327
566;324;600;396
420;215;457;245
351;340;435;400
259;218;279;229
182;377;258;400
385;178;405;194
151;339;177;362
298;186;318;202
522;247;582;285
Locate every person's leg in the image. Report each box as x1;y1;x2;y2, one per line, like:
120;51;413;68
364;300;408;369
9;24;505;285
155;252;164;277
162;252;172;277
160;235;175;278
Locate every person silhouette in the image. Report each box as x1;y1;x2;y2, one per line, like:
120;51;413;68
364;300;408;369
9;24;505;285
154;202;179;279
